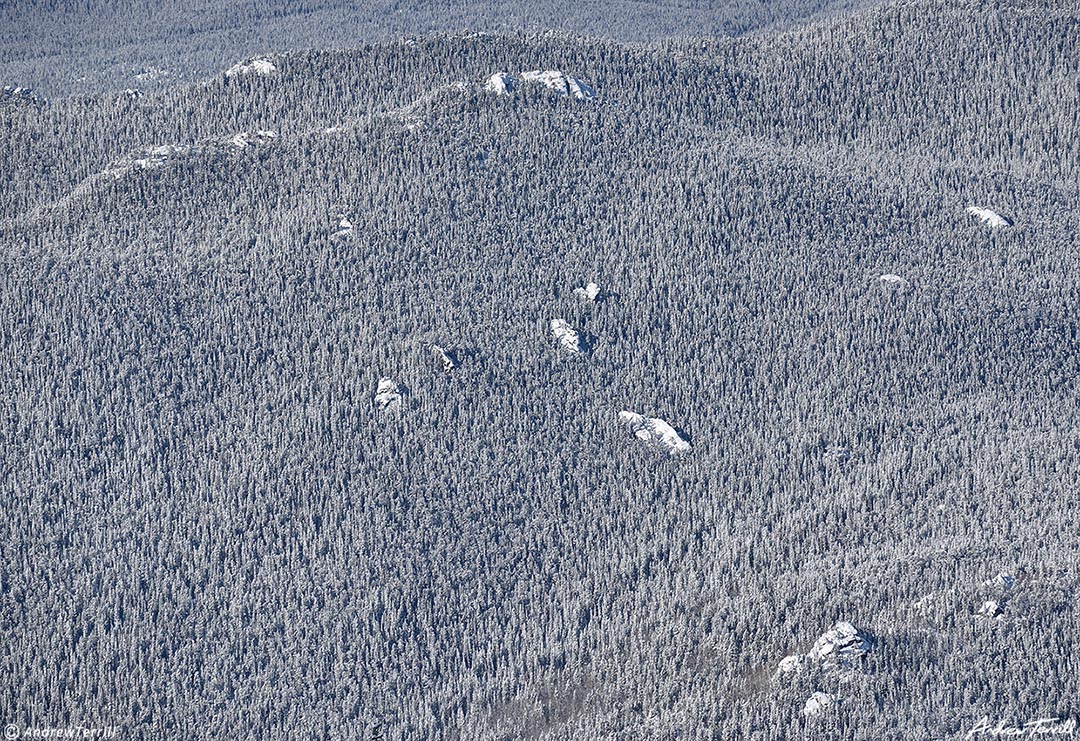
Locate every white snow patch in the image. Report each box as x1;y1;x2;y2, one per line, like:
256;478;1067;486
878;274;909;289
802;692;836;717
521;70;596;99
550;319;582;353
978;600;1004;618
966;205;1012;228
225;57;276;78
574;282;602;302
374;378;403;410
619;411;691;455
485;72;517;95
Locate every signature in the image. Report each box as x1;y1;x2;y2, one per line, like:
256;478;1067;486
966;716;1076;738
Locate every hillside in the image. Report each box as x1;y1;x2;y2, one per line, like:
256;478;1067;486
0;0;876;97
2;1;1079;739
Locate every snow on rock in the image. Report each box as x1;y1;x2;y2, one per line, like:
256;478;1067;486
808;622;873;669
619;411;691;455
551;319;582;353
966;205;1012;228
1;85;42;107
130;144;192;170
227;130;277;149
374;378;403;410
986;573;1016;590
977;600;1004;618
521;70;596;99
777;655;803;674
134;67;171;83
574;282;602;302
485;72;517;95
225;57;277;77
332;216;353;240
802;692;836;717
432;344;456;373
878;274;909;289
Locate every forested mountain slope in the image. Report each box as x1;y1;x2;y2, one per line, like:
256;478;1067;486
2;1;1079;739
0;0;876;97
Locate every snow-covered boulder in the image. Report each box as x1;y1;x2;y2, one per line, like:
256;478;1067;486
227;130;277;149
878;274;909;289
130;144;192;170
332;217;353;240
802;692;836;717
809;622;873;669
432;344;456;373
574;282;602;302
966;205;1012;228
485;72;517;95
521;70;595;99
619;411;691;455
550;319;582;353
777;655;803;674
374;378;403;410
225;57;276;77
977;600;1003;618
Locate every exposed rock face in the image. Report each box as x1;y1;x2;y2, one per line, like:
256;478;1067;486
484;70;596;100
809;621;874;670
521;70;596;99
485;72;517;95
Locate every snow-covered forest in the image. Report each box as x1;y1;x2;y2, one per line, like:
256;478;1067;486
2;0;1079;738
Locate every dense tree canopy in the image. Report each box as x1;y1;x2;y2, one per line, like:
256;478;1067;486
2;1;1079;738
